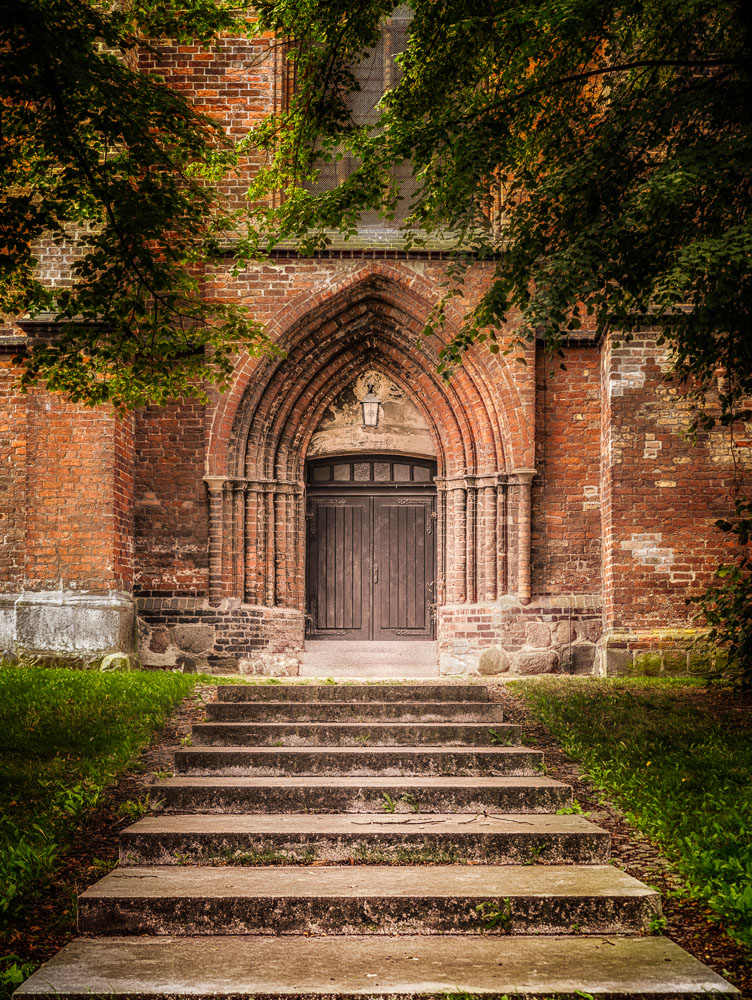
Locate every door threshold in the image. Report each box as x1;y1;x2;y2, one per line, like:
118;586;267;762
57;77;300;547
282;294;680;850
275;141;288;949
301;641;439;678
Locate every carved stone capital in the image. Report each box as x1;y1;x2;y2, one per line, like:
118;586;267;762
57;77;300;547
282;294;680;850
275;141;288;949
203;476;229;494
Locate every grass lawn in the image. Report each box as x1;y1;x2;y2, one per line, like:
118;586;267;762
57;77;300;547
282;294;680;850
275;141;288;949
0;665;199;954
511;676;752;952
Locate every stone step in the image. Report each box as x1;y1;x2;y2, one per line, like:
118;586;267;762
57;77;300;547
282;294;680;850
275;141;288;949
152;775;572;814
190;722;520;747
16;935;738;998
78;864;661;937
172;746;543;777
216;684;489;703
118;813;610;866
206;701;505;723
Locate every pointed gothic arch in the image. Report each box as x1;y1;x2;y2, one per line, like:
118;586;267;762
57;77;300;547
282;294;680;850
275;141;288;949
203;270;537;652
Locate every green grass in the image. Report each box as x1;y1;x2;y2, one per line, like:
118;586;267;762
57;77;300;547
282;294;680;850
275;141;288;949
0;664;198;925
511;676;752;951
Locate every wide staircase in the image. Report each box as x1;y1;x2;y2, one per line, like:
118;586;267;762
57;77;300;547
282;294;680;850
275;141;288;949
18;682;736;998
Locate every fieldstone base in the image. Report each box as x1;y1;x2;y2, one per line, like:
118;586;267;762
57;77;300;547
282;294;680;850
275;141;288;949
597;628;721;677
136;595;603;678
439;596;602;676
137;597;303;675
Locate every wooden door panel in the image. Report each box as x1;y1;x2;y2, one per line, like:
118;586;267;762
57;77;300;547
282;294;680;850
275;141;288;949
307;497;371;639
373;497;435;639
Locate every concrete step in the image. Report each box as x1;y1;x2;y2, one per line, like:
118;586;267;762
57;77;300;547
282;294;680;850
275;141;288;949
173;746;543;777
216;684;489;703
79;864;661;937
152;775;572;814
190;722;520;747
118;813;610;866
16;934;738;998
206;701;505;723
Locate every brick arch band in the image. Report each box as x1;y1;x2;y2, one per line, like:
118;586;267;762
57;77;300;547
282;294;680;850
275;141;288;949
204;272;537;652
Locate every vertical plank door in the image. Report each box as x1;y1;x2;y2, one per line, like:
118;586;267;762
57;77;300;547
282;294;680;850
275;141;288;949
306;496;371;639
372;496;435;640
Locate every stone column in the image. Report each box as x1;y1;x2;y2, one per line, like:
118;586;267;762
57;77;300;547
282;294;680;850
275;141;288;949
464;477;477;604
204;476;228;607
263;483;276;608
510;469;536;606
231;481;247;601
446;481;467;603
244;486;260;604
435;481;448;607
274;488;287;607
496;476;508;596
477;477;498;601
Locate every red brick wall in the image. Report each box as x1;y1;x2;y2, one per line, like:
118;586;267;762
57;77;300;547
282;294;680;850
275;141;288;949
134;401;209;596
533;342;602;595
0;353;26;590
137;35;278;212
600;331;746;630
113;414;135;588
16;388;133;592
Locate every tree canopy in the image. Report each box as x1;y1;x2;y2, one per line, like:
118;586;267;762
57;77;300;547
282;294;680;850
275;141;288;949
1;0;274;408
245;0;752;432
4;0;751;422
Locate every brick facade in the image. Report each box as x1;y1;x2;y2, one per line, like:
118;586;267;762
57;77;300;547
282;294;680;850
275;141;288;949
0;34;747;674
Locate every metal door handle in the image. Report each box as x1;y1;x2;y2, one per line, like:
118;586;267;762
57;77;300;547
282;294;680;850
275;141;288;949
373;564;379;583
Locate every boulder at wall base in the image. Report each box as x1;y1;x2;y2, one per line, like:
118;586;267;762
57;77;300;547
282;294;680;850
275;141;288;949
98;652;136;672
175;652;209;674
562;644;596;675
513;650;560;675
526;622;552;648
477;645;510;676
148;627;171;654
171;625;215;654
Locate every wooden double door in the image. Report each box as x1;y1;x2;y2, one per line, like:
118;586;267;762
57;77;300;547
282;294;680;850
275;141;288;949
306;456;436;641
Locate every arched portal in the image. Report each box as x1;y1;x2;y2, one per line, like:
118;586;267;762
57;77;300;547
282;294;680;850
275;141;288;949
203;272;537;672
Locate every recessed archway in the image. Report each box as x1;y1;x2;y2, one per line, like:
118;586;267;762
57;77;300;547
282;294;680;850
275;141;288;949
202;269;537;667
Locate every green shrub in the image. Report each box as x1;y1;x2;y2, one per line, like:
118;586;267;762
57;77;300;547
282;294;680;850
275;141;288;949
692;496;752;689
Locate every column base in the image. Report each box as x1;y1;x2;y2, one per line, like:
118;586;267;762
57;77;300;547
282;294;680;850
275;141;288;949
1;590;136;662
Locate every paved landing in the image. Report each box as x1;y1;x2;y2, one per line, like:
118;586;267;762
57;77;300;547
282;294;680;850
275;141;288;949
300;641;439;677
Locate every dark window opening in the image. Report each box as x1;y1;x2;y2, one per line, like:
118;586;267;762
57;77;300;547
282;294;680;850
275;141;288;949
306;5;418;229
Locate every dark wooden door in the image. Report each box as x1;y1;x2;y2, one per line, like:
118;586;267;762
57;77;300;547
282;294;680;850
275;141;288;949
306;496;371;639
373;497;435;639
306;456;436;641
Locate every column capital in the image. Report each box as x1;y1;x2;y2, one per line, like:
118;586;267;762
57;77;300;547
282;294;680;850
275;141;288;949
508;468;537;485
203;475;229;493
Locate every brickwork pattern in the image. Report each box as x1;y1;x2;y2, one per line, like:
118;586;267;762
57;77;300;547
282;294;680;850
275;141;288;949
533;344;602;595
134;402;209;596
600;331;747;633
2;33;749;672
0;354;26;590
23;389;132;592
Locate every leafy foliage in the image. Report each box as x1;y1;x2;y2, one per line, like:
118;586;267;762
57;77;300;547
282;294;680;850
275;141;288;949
693;497;752;687
1;0;277;407
1;955;38;1000
513;677;752;951
243;0;752;428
